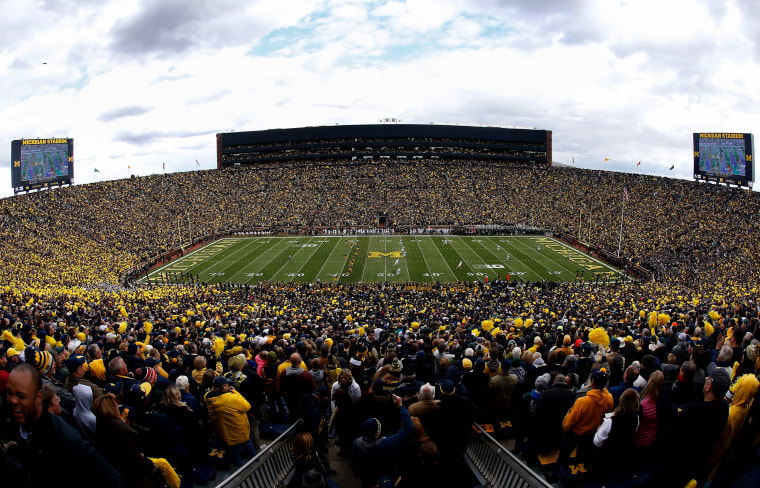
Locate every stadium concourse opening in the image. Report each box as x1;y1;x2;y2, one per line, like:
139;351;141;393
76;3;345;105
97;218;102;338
5;127;760;487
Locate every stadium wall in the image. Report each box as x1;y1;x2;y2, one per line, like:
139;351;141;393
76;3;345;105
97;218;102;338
216;124;552;168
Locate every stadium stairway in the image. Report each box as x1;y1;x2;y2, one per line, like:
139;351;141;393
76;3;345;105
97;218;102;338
198;421;558;488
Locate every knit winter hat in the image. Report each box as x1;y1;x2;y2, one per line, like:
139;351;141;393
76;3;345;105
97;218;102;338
361;418;382;440
25;347;53;375
228;354;246;372
389;358;402;376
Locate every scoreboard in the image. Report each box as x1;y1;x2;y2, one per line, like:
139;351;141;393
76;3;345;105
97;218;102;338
11;138;74;193
693;133;753;187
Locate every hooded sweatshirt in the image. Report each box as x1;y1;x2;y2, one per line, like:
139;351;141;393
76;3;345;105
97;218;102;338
562;387;614;436
73;383;97;443
309;368;326;386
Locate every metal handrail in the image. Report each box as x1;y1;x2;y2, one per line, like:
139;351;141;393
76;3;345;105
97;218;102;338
465;423;553;488
216;421;302;488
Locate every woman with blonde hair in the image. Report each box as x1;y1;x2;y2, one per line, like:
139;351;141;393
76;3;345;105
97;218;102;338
159;385;209;465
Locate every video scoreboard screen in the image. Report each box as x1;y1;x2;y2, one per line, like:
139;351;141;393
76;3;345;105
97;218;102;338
693;133;754;186
11;138;74;193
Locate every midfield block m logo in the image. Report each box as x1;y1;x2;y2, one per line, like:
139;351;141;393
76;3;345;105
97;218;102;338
368;251;404;258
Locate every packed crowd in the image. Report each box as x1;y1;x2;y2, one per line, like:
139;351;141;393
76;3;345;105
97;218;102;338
1;161;759;292
0;276;759;486
1;161;760;486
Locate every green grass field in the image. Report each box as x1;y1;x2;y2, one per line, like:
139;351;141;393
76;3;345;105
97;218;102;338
140;235;629;285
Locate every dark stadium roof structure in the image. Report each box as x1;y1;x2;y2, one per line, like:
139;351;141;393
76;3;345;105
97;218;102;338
217;124;552;168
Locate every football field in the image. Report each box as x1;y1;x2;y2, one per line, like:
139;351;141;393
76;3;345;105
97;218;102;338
140;235;629;285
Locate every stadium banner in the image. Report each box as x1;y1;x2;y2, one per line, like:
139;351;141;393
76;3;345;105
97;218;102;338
693;133;754;186
11;138;74;193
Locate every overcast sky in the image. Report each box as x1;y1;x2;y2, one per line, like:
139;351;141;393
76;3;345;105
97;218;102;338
1;0;758;197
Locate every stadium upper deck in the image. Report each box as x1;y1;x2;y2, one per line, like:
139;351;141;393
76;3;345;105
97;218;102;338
216;124;552;168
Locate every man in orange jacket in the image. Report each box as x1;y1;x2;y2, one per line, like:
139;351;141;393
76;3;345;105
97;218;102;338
560;367;613;464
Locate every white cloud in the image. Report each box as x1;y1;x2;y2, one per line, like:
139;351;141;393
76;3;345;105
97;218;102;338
1;0;759;197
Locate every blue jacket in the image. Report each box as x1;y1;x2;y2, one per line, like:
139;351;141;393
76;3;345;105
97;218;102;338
351;405;413;488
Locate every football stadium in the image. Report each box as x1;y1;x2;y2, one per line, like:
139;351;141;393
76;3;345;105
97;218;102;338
2;124;760;488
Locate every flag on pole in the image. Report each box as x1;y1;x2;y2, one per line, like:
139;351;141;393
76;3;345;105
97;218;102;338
128;165;131;169
94;168;100;173
669;164;674;170
623;186;629;202
636;161;641;168
571;156;575;165
196;160;200;168
604;158;610;162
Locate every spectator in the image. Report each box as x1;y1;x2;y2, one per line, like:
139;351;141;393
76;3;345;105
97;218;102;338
290;432;329;488
560;368;613;464
281;352;317;420
65;353;104;400
5;363;124;487
92;392;159;487
654;369;731;486
351;394;413;488
632;369;663;460
592;388;641;479
407;383;440;434
205;376;255;466
72;383;98;443
532;373;576;455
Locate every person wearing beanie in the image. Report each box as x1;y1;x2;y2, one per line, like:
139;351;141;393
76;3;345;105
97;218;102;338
532;373;577;455
373;357;402;398
513;372;551;458
509;357;526;382
25;347;76;418
393;364;424;405
224;353;265;451
351;394;413;488
487;358;518;416
560;367;613;464
413;350;435;385
429;378;477;464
